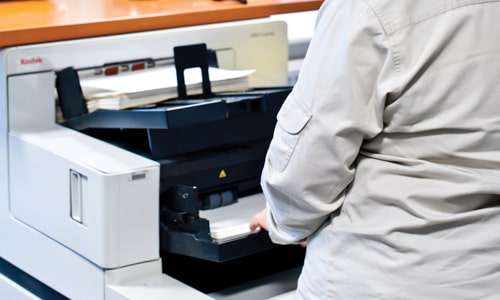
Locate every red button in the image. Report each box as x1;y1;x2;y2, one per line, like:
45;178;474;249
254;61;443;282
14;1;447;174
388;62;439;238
104;66;119;75
131;62;146;71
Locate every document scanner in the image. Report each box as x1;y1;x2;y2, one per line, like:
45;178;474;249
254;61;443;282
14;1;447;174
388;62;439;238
0;18;305;299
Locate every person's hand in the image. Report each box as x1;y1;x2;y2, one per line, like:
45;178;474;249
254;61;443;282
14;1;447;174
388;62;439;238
250;208;307;247
249;208;268;232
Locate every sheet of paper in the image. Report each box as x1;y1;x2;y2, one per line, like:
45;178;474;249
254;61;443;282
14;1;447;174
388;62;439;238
80;65;255;94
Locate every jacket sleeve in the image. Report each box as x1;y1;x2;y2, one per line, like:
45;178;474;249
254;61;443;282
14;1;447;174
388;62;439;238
262;0;392;244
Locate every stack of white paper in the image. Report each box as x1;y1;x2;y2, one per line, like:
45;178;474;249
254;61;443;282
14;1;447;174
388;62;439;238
80;66;255;111
199;193;265;243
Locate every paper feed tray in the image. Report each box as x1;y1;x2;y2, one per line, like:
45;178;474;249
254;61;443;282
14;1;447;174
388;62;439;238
64;87;289;159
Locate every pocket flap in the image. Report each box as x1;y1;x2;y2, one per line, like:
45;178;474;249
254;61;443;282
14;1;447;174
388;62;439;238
277;93;312;134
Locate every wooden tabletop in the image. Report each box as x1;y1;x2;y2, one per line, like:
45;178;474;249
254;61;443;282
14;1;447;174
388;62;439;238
0;0;322;47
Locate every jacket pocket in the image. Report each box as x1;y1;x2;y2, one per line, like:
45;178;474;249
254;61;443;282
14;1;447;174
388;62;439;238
268;94;312;172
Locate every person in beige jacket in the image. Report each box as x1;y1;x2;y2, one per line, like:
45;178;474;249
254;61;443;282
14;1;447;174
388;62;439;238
250;0;500;298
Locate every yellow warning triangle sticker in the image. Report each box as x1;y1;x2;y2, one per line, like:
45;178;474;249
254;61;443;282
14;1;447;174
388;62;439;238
219;169;227;178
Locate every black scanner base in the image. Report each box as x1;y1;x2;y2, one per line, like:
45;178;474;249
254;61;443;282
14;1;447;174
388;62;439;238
162;245;306;294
